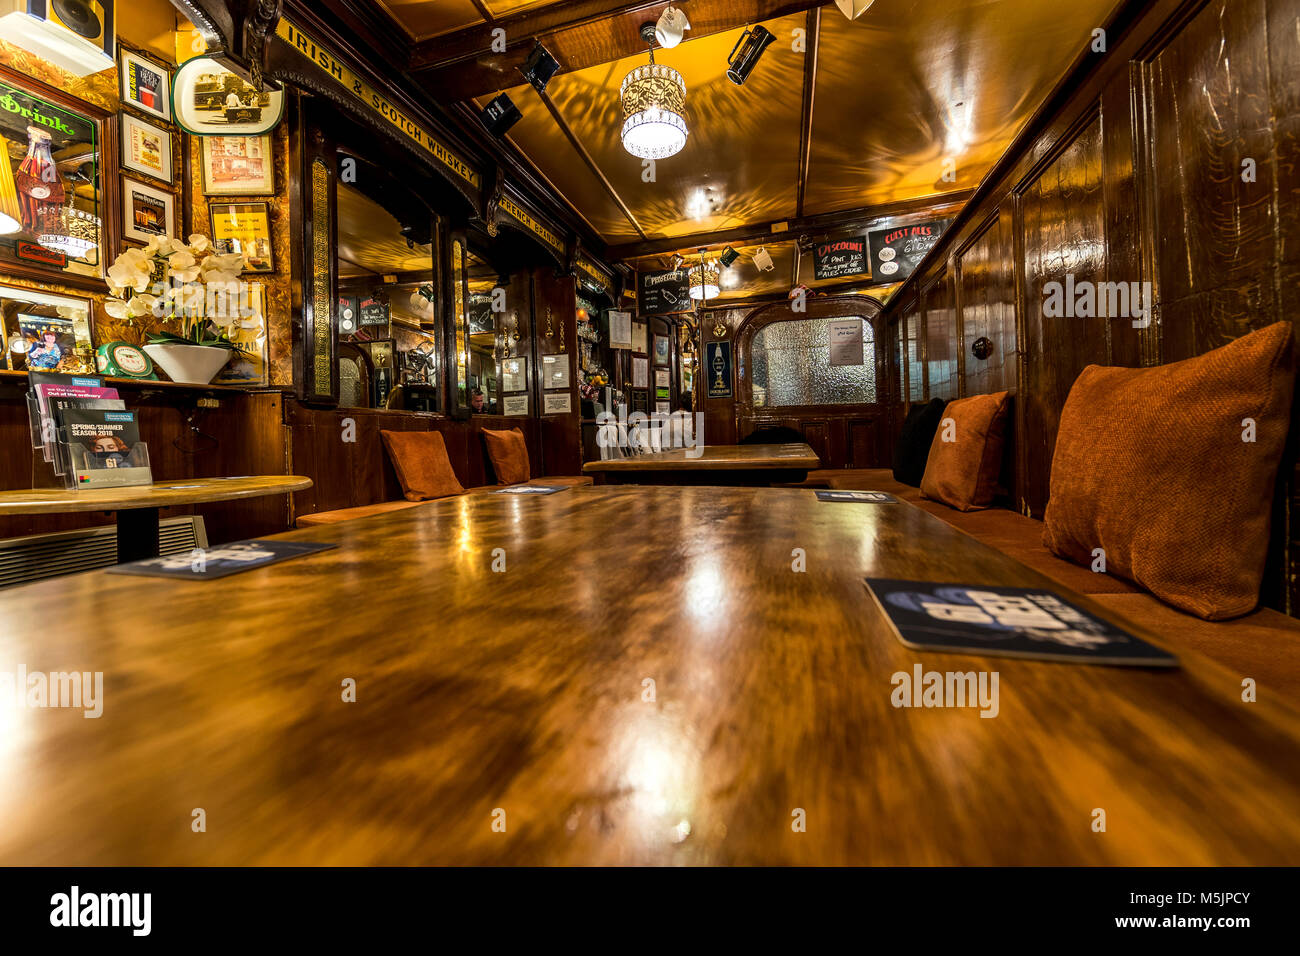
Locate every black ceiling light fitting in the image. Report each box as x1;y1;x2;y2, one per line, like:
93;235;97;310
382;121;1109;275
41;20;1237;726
480;93;522;136
521;41;561;93
727;25;775;86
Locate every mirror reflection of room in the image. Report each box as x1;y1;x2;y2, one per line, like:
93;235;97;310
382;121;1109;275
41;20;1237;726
465;246;506;415
334;162;440;412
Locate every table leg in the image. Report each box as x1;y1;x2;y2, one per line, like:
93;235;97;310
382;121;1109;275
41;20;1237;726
116;508;161;564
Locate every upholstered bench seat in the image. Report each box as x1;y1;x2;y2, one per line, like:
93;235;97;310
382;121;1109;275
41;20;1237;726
823;468;1298;695
296;500;424;527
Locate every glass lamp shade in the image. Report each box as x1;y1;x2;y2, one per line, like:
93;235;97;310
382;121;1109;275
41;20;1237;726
688;259;720;300
620;59;688;159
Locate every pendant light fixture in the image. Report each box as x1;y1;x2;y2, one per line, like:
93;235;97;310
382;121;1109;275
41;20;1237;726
620;23;688;160
688;247;719;301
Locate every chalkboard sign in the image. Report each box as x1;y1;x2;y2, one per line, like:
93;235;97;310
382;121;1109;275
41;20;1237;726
867;220;951;282
467;294;494;333
637;269;691;316
813;236;868;280
358;296;390;327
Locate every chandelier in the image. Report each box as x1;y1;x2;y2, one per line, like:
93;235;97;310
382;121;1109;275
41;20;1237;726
688;256;720;300
620;24;688;160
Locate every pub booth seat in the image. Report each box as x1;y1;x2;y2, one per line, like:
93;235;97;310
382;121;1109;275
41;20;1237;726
295;425;591;528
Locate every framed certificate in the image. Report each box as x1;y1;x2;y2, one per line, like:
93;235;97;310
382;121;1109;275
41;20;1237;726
632;356;648;389
501;357;527;393
542;354;570;389
121;113;172;183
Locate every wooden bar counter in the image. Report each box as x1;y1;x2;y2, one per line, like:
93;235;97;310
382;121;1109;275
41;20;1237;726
0;486;1297;865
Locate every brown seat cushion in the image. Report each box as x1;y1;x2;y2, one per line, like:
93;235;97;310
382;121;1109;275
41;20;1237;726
1042;321;1297;620
1092;593;1300;699
482;427;531;485
920;391;1010;512
380;430;465;501
296;500;423;527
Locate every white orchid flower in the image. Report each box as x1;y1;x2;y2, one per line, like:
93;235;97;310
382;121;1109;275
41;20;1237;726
188;234;211;253
103;298;131;319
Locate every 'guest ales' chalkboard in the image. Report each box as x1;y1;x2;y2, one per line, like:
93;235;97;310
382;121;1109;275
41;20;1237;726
867;219;951;282
813;236;868;280
358;296;390;327
638;269;691;316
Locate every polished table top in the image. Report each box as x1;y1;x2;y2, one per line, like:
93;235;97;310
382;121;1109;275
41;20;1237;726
1;485;1297;865
0;475;314;514
583;443;819;472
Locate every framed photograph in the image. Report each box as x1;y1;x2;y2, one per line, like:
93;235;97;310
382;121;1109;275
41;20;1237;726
122;178;176;243
201;134;275;196
654;334;671;366
209;201;274;273
119;49;172;122
212;285;268;386
172;57;286;136
120;113;172;183
654;368;669;388
0;75;106;282
0;284;95;374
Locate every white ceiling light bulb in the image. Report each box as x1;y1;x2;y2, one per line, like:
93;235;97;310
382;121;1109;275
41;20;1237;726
655;7;691;49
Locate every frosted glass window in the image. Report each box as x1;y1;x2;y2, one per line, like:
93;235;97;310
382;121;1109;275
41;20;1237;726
751;316;876;408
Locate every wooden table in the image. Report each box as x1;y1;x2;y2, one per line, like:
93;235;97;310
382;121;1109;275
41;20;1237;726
583;443;820;485
0;485;1297;865
0;476;313;562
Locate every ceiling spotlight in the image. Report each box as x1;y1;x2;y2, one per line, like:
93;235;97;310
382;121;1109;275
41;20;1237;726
727;25;775;86
835;0;879;20
753;247;775;272
521;41;560;93
655;7;691;48
719;246;740;268
621;23;689;159
480;93;522;136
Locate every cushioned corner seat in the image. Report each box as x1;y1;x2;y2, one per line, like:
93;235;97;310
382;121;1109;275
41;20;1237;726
826;467;1298;694
295;500;424;527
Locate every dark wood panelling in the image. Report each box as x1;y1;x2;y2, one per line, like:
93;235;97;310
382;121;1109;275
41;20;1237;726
956;211;1017;398
921;270;958;401
878;0;1300;611
531;267;582;476
1018;111;1110;517
1146;0;1279;361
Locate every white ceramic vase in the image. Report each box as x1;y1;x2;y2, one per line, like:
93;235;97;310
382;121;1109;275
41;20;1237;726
143;344;231;385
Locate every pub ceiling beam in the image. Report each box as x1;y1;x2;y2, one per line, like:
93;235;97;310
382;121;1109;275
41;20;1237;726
407;0;830;103
794;5;820;220
606;190;976;262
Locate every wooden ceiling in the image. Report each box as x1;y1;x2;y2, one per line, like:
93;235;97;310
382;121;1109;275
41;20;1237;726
372;0;1120;292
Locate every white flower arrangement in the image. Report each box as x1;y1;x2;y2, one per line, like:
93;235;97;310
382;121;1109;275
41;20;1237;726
104;235;258;350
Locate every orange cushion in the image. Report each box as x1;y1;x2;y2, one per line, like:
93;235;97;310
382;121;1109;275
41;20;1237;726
1042;321;1296;620
380;430;465;502
920;391;1009;512
482;427;531;485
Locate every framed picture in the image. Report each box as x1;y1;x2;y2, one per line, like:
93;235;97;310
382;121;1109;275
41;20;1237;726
201;134;275;196
122;178;176;243
120;113;172;183
0;284;95;374
209;201;274;273
0;74;106;282
173;57;286;136
654;334;671;366
632;355;648;389
212;285;268;386
119;49;172;122
654;368;669;388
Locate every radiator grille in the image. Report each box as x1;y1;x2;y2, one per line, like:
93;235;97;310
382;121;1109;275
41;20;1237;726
0;517;208;590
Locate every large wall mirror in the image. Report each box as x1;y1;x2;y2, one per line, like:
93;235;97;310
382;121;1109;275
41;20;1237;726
334;152;441;412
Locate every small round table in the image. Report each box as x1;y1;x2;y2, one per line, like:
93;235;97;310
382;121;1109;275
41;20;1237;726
0;476;314;563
